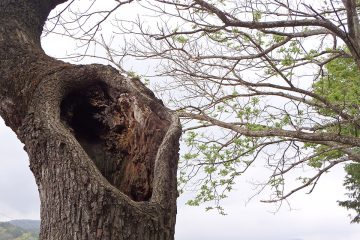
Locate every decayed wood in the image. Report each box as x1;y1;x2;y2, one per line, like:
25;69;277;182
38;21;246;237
0;0;181;239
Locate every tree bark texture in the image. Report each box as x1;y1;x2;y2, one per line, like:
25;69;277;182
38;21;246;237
0;0;181;239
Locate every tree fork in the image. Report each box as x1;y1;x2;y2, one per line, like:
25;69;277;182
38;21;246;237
0;0;181;239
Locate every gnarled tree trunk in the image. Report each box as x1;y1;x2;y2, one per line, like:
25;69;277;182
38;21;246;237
0;0;181;239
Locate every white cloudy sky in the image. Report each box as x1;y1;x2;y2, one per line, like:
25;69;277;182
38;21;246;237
1;1;360;239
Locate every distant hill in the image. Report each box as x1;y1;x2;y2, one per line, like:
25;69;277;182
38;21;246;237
7;220;40;233
0;220;39;240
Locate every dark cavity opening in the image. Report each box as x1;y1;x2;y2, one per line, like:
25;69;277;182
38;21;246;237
60;83;168;202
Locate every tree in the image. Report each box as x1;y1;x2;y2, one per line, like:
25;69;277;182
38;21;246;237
2;0;360;239
71;0;360;215
339;163;360;223
0;0;181;239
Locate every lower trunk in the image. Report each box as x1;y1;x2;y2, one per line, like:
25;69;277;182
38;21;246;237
0;1;181;239
21;66;181;239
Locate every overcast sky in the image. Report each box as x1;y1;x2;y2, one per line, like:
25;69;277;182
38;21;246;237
1;1;360;239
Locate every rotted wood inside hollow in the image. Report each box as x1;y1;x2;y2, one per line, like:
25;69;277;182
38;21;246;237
60;82;169;201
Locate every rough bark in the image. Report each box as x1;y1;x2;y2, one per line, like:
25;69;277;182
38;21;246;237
0;0;181;239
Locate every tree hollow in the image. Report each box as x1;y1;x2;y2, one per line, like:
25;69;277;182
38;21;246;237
60;82;170;202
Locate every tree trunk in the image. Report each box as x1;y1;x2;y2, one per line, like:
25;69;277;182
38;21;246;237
0;1;181;239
